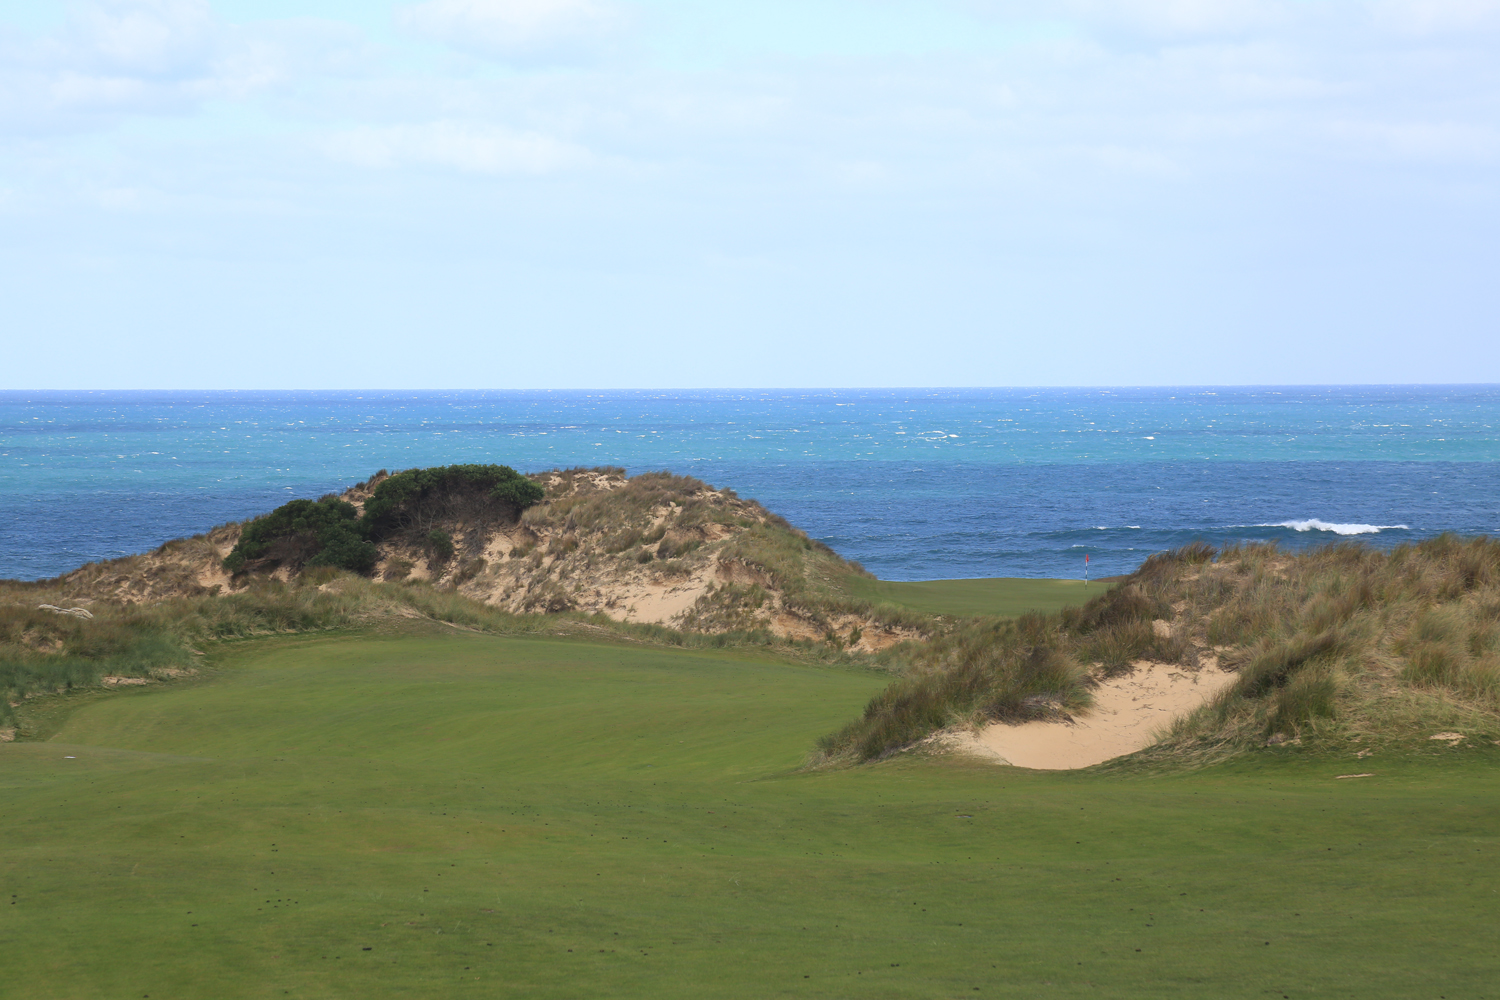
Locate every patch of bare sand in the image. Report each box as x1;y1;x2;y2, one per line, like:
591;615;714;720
957;662;1239;770
618;580;711;624
102;676;151;687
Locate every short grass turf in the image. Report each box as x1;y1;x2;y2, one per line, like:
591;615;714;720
846;575;1096;618
3;631;1499;1000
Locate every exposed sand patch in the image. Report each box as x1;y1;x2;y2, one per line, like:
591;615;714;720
102;676;151;687
618;580;712;624
957;662;1239;770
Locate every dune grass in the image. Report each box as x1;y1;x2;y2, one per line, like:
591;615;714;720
825;536;1500;763
4;628;1499;999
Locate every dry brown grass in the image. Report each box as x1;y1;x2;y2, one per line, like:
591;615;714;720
1163;534;1500;751
821;535;1500;764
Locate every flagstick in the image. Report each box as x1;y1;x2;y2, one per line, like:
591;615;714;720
1085;553;1089;588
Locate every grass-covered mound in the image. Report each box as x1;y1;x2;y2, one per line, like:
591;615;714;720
4;629;1497;998
466;466;936;637
822;535;1500;763
26;464;955;647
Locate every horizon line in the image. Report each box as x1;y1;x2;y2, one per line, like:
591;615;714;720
3;383;1499;394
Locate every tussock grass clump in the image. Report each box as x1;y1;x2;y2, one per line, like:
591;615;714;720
824;534;1500;764
1167;535;1500;746
819;612;1094;761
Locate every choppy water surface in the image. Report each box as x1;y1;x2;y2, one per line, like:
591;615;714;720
2;387;1497;580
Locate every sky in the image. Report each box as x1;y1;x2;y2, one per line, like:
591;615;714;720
1;0;1497;389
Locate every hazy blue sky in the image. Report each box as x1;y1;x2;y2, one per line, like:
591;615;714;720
2;0;1497;388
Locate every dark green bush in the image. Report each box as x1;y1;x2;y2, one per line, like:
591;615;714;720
363;464;543;537
223;465;540;580
223;498;376;575
426;529;455;563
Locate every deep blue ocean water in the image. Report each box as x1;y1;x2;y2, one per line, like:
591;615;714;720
2;387;1497;582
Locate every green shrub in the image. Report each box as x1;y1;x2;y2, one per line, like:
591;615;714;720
426;529;455;563
223;497;376;575
363;464;543;537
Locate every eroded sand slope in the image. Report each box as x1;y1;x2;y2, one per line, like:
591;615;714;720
953;662;1238;769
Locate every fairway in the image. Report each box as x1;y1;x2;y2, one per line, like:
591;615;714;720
3;630;1497;999
844;576;1096;618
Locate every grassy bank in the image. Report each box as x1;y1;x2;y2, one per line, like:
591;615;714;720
2;561;1092;730
822;535;1500;763
3;629;1497;998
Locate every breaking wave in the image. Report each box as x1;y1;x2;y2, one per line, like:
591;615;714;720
1257;519;1410;536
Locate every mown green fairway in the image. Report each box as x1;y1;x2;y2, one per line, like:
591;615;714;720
846;576;1096;618
3;630;1497;999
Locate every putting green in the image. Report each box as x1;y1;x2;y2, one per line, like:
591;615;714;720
844;576;1097;618
3;630;1497;998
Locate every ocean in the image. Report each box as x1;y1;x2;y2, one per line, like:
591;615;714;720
2;387;1497;582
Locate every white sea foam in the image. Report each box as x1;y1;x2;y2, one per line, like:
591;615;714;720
1256;519;1410;536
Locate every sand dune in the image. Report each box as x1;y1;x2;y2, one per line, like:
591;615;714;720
956;662;1238;770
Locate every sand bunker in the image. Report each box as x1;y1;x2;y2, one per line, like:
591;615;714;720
956;662;1239;770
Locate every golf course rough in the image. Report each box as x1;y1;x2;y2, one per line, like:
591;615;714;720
4;629;1498;998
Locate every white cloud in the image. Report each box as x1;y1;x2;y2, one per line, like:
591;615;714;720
1374;0;1500;35
324;120;592;174
1329;119;1500;162
966;0;1297;41
1061;0;1291;38
395;0;626;60
3;2;1498;385
62;0;218;79
0;2;379;132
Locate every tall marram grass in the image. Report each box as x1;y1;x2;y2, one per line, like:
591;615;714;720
1;576;393;724
818;613;1095;761
821;534;1500;763
817;563;1200;762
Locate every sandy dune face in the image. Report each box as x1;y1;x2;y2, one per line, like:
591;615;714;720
953;661;1239;770
42;467;918;648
